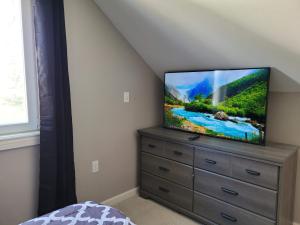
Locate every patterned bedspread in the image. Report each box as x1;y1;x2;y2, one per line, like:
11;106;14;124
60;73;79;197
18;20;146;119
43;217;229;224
20;201;135;225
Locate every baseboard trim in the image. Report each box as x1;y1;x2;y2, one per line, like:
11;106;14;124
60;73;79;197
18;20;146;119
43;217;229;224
102;187;138;206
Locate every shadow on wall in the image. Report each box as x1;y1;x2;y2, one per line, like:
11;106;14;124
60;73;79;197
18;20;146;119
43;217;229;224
159;1;300;90
96;0;300;92
270;68;300;92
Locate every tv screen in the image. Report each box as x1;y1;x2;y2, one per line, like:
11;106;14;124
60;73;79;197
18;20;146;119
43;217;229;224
164;68;270;145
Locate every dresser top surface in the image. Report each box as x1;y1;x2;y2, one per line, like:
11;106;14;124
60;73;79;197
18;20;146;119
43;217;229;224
138;127;298;165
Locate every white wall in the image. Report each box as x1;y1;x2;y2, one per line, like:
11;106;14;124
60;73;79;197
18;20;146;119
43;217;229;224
95;0;300;92
64;0;163;202
0;146;39;225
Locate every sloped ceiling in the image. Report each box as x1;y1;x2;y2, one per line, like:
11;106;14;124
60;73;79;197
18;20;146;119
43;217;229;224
95;0;300;92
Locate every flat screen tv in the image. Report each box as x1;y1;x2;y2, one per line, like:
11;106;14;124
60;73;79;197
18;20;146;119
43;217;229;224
164;68;270;145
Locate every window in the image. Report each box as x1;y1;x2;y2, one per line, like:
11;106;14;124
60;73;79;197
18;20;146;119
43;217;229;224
0;0;39;135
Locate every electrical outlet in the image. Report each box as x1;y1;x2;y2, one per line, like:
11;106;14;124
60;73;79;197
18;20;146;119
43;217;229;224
124;91;130;103
92;160;99;173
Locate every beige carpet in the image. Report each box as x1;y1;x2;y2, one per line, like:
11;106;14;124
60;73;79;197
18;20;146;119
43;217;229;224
113;196;201;225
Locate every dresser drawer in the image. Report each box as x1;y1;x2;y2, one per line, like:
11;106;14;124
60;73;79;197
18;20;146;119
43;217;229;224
164;142;194;165
141;137;165;157
194;192;275;225
141;172;193;210
231;157;279;190
141;152;193;188
194;169;277;219
195;148;231;176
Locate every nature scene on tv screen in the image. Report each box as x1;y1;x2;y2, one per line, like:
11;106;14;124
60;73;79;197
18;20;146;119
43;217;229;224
164;68;270;144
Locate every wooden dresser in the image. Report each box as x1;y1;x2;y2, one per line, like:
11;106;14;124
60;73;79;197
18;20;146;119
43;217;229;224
138;127;298;225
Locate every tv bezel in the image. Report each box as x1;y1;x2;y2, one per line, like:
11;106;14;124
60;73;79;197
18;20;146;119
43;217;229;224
163;67;271;146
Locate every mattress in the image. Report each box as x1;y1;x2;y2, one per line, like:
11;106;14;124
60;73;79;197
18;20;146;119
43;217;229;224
20;201;135;225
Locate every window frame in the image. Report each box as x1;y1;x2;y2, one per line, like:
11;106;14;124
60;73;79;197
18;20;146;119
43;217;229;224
0;0;39;135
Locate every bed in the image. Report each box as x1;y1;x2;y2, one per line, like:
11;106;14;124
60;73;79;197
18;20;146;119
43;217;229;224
20;201;135;225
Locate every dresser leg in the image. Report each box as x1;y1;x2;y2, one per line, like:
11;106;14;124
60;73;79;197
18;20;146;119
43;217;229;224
139;190;150;199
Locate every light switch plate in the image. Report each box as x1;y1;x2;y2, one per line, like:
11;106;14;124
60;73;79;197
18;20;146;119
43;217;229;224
124;91;130;103
92;160;99;173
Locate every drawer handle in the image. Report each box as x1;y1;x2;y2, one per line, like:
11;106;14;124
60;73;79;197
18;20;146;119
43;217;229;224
148;144;156;148
221;187;239;196
246;169;261;176
173;151;183;156
204;159;217;165
220;212;237;222
158;166;170;172
158;186;170;193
